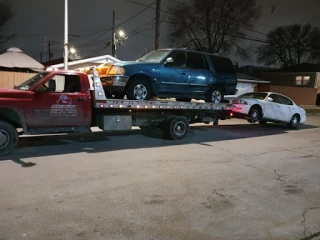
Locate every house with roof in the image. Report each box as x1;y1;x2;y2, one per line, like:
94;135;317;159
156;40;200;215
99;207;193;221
258;63;320;106
224;72;270;102
260;63;320;91
0;47;44;88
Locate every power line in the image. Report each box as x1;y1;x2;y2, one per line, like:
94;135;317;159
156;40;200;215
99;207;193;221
127;0;170;14
18;26;107;38
20;2;155;56
78;20;155;56
171;0;267;36
128;0;269;44
117;1;155;28
78;1;155;50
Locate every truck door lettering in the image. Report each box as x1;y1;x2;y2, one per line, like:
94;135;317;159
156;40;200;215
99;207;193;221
50;95;77;117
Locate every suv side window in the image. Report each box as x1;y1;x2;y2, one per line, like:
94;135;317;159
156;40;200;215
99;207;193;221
187;52;207;70
166;50;187;68
209;55;235;74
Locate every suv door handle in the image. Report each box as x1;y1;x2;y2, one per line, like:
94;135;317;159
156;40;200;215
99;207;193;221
77;97;86;102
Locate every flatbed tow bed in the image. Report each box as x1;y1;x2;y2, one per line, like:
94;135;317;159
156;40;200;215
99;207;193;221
0;68;234;156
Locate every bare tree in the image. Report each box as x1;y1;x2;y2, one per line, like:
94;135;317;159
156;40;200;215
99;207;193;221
309;27;320;63
0;0;14;50
257;23;320;67
166;0;261;59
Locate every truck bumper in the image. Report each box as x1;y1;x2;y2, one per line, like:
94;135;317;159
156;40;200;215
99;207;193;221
101;75;129;92
104;85;125;93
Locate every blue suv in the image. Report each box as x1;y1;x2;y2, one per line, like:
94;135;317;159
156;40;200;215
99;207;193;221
100;48;237;103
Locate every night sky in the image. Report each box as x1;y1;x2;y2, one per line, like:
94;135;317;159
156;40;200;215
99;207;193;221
5;0;320;66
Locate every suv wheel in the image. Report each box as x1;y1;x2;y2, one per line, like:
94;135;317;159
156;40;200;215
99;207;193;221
126;77;152;100
205;88;224;103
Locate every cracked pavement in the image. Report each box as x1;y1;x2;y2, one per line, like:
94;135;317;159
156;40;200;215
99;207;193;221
0;117;320;240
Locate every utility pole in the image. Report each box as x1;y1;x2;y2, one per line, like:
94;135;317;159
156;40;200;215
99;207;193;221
48;41;51;62
155;0;161;50
64;0;69;70
47;40;59;62
111;10;116;57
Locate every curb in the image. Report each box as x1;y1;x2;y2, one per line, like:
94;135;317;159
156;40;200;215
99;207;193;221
306;113;320;116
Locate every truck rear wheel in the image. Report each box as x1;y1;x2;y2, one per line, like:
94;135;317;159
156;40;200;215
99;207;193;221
0;120;18;156
163;116;190;140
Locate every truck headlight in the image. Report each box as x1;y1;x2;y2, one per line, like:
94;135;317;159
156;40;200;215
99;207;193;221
109;66;125;75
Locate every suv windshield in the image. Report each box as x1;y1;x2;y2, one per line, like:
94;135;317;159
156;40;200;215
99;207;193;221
238;92;268;100
15;72;50;90
137;50;170;63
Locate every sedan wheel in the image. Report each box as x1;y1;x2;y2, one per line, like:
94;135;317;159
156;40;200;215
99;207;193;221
288;114;300;129
248;106;262;121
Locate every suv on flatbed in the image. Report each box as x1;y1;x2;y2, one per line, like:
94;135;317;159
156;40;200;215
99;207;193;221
98;48;237;103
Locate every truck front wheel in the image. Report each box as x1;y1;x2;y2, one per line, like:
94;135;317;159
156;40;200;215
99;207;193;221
0;120;18;156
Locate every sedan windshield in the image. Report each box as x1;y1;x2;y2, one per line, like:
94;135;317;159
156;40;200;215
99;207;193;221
15;72;50;90
238;92;268;100
137;50;170;63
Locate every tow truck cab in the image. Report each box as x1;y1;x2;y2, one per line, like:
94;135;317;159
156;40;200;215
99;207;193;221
0;70;94;134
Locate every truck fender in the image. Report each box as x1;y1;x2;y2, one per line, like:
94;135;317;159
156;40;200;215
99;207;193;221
0;107;27;132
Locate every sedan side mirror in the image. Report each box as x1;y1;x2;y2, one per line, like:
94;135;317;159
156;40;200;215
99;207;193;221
164;57;174;66
267;97;273;102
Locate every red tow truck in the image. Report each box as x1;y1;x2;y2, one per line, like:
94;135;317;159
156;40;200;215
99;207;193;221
0;68;233;156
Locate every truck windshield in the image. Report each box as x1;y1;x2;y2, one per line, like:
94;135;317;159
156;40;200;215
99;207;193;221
238;92;268;100
15;72;50;90
137;50;170;63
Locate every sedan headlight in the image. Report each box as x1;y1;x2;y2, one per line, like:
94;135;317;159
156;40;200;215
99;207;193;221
108;66;125;75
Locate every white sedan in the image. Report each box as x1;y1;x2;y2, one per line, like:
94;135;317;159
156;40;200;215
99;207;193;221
231;92;307;129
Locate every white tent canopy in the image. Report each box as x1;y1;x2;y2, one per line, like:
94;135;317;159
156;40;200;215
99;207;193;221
49;55;121;70
0;47;44;71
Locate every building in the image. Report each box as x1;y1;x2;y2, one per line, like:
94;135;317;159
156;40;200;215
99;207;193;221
260;63;320;91
0;47;44;88
259;63;320;106
224;73;270;102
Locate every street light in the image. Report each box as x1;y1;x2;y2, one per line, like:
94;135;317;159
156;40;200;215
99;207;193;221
70;47;76;54
112;30;126;58
118;30;125;38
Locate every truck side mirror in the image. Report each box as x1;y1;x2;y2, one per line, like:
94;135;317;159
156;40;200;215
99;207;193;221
164;57;174;66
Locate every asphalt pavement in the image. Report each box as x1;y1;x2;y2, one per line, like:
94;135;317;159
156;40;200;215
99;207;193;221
0;117;320;240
